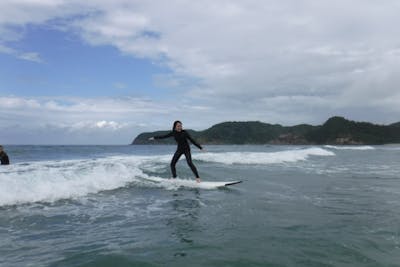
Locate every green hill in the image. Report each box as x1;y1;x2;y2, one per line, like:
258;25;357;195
132;117;400;145
200;121;284;144
306;116;400;144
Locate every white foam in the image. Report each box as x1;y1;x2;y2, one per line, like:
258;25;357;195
0;154;226;206
0;147;334;206
0;157;148;206
194;147;334;165
324;145;375;150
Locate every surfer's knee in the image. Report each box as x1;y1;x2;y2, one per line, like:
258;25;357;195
186;159;194;167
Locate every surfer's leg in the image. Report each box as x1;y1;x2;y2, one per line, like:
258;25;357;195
184;150;200;179
170;150;183;178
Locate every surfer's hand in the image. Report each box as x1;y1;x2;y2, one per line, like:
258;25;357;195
200;148;206;152
148;137;155;141
196;178;201;183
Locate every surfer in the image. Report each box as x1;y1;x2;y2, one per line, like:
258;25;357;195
0;145;10;165
149;121;203;183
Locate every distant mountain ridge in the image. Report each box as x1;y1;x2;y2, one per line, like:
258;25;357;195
132;116;400;145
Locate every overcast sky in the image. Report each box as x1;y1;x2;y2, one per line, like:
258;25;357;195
1;0;400;144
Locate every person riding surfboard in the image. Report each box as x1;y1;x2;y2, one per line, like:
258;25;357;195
149;121;203;183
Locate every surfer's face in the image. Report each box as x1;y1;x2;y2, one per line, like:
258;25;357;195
175;123;183;132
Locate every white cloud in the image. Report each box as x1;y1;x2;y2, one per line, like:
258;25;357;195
0;96;206;144
0;96;170;118
1;0;400;144
60;0;400;117
113;82;127;89
67;120;128;131
0;43;43;62
18;52;43;63
95;120;125;130
0;44;15;54
0;96;41;109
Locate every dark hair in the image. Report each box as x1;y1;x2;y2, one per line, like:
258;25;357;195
172;120;182;131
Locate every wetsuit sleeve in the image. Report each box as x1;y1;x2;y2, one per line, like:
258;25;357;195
186;132;202;149
154;131;174;140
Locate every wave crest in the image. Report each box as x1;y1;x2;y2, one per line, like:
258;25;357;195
0;147;335;206
0;158;143;206
324;145;375;150
194;147;334;165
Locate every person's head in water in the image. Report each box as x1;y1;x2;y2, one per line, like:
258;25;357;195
172;120;183;132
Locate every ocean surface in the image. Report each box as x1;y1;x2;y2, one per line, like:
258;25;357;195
1;144;400;267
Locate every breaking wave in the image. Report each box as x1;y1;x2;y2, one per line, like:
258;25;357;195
0;147;335;206
194;147;334;165
324;145;375;150
0;157;145;206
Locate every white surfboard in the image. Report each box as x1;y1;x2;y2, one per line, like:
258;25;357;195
144;176;242;189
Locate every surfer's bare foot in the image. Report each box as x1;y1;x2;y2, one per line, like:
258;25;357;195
196;178;201;183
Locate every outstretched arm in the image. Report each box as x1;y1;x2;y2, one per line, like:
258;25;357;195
150;131;174;140
186;132;202;150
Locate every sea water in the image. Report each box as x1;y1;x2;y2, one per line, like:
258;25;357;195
0;145;400;266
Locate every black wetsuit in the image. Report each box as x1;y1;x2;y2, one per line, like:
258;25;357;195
0;152;9;165
154;130;202;178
